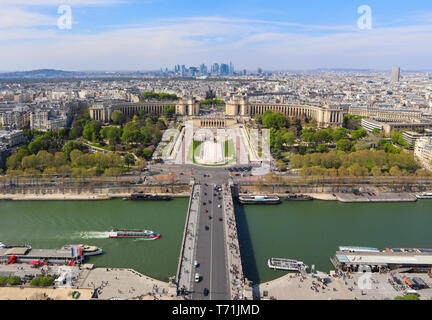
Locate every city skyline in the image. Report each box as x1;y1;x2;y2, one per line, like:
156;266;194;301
1;1;432;71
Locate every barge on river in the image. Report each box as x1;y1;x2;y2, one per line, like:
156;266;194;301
130;194;172;201
284;194;313;201
108;229;160;240
0;243;102;265
416;192;432;199
238;195;281;205
267;258;307;272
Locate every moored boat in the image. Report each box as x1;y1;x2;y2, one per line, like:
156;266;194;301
108;229;160;240
61;244;103;256
416;192;432;199
284;194;313;201
267;258;307;271
238;195;280;205
130;194;172;201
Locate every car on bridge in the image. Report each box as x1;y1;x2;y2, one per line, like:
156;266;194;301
205;226;209;230
195;273;201;282
203;288;209;296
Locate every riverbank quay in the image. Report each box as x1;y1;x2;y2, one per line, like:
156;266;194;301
238;176;432;194
0;263;176;300
335;192;417;203
0;192;190;201
254;270;432;300
238;192;420;203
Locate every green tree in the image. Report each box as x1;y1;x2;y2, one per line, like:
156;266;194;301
35;150;54;171
104;167;122;177
43;167;57;176
6;154;21;170
111;110;125;125
254;114;262;124
317;144;329;153
58;165;71;177
121;121;142;143
69;127;81;140
262;111;288;129
54;152;68;168
83;121;101;142
389;166;402;177
8;276;21;286
371;166;382;177
62;141;88;160
336;139;354;152
101;127;122;146
351;128;367;140
332;128;348;141
141;148;153;160
276;160;286;171
124;154;135;167
21;154;37;169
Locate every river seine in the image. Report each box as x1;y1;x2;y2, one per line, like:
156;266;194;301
0;199;188;282
1;199;431;284
236;200;432;284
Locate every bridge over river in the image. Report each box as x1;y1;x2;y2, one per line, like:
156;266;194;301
176;171;252;300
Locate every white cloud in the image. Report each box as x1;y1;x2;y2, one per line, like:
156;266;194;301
0;7;56;27
0;0;124;6
0;16;431;70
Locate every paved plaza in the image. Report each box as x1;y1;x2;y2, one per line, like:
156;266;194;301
255;270;432;300
79;268;176;300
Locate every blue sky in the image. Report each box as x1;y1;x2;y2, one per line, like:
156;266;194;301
1;0;432;71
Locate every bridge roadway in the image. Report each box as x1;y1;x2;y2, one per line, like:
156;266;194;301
190;180;229;300
176;167;245;300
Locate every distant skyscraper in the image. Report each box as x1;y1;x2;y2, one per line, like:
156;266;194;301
391;67;401;82
200;64;208;75
257;67;263;75
211;63;220;75
229;61;234;75
220;63;229;76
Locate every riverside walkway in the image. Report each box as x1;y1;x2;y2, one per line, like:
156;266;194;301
176;184;200;297
222;184;252;300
